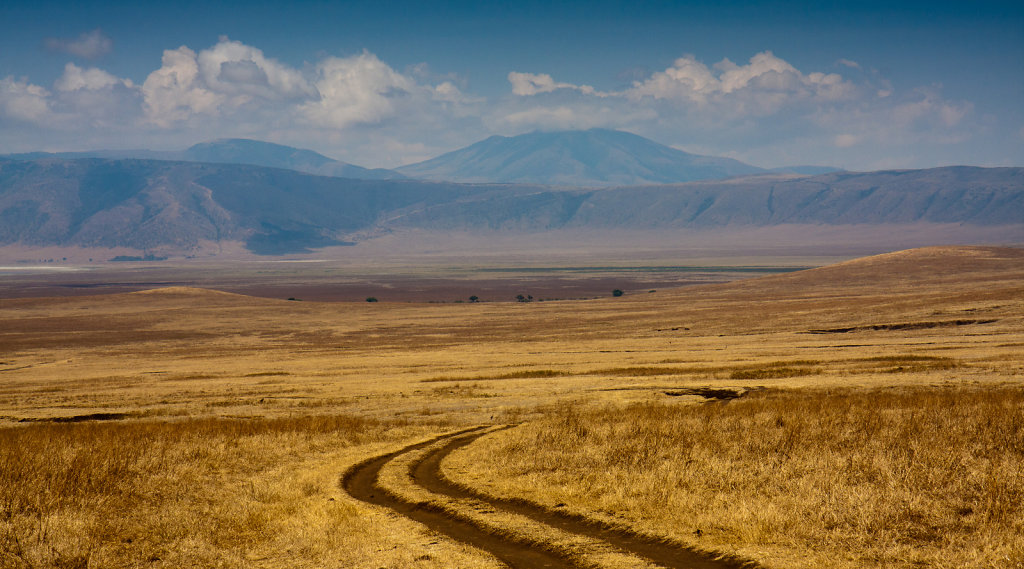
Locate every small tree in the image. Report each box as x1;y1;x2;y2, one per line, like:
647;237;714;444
366;297;378;302
612;289;624;297
469;295;479;303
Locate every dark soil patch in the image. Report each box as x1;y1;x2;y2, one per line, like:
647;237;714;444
807;318;997;334
20;412;130;423
663;387;748;400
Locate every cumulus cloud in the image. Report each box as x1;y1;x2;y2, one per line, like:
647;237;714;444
0;77;51;122
1;41;1003;170
196;38;316;101
44;29;113;60
135;39;476;140
0;63;141;134
508;72;600;96
140;39;325;127
489;51;990;169
55;63;132;92
300;51;416;128
141;46;224;126
131;39;487;165
628;51;854;111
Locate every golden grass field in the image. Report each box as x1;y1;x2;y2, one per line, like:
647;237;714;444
1;245;1022;568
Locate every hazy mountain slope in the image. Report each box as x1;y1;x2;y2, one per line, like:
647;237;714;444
396;129;766;186
0;158;480;254
387;167;1024;230
1;139;405;181
1;157;1020;257
181;139;404;180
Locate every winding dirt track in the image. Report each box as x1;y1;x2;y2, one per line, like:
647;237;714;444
343;427;757;569
342;427;577;568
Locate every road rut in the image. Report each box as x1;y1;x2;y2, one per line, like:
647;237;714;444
343;427;757;569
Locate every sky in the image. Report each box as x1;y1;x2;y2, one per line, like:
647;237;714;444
1;0;1022;171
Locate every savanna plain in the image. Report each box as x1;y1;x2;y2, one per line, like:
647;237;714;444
1;246;1022;569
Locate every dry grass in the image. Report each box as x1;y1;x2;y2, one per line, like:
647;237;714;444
374;431;657;569
0;246;1021;567
449;385;1024;568
422;369;570;382
0;415;500;569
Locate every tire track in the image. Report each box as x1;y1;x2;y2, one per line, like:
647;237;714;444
343;426;757;569
414;429;758;569
341;427;579;569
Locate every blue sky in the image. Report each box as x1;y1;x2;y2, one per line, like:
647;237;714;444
1;0;1021;170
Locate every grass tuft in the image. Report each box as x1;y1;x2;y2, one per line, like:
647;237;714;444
455;385;1024;569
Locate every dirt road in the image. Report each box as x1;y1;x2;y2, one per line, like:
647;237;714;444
342;427;756;569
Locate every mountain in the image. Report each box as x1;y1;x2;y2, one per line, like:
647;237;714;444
767;165;839;176
179;139;404;179
1;139;405;181
397;129;774;186
0;158;474;256
385;167;1024;230
0;157;1020;258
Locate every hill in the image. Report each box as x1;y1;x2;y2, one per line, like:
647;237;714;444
717;245;1024;293
0;157;1020;258
396;129;772;186
1;139;405;181
179;139;404;180
0;158;484;256
386;166;1024;230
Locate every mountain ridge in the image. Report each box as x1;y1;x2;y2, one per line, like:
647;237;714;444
396;128;784;186
0;156;1019;258
1;139;405;181
3;130;838;186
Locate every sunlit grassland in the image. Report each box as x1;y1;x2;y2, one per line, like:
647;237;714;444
0;246;1022;568
449;385;1024;569
0;416;503;569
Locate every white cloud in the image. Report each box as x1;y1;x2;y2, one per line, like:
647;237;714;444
0;64;139;131
196;38;316;101
507;72;599;96
55;63;132;92
0;77;51;122
132;41;486;165
629;55;718;103
299;51;416;129
488;51;994;170
44;29;113;60
141;46;224;126
141;39;322;127
877;88;973;131
628;51;854;111
2;41;1008;170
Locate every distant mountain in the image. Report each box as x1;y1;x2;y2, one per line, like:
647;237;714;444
396;129;768;186
179;139;404;180
0;157;1019;257
767;165;840;176
386;167;1024;230
1;139;405;181
0;158;470;256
